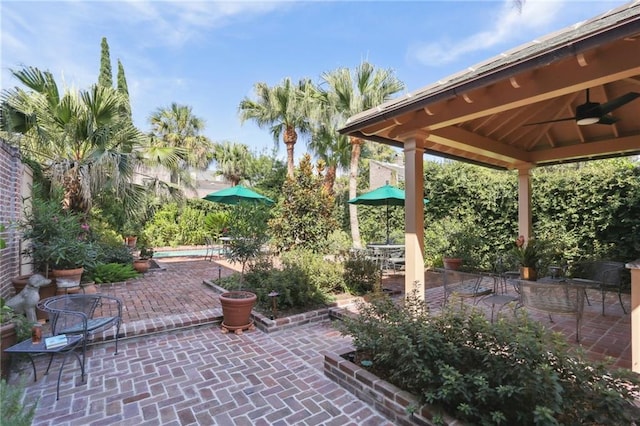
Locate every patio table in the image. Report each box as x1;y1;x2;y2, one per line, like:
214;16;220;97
4;334;84;400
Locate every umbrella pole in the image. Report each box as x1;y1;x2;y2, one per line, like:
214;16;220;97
386;203;390;244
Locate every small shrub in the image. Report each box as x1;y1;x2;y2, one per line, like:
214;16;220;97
244;260;332;313
0;379;38;426
89;263;139;283
96;242;133;265
0;302;32;342
281;249;346;294
339;289;640;424
342;250;381;295
218;256;334;314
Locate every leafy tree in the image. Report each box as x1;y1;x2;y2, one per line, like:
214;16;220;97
226;202;272;283
239;77;315;178
269;154;338;253
248;149;287;203
116;59;132;119
321;62;405;247
98;37;113;88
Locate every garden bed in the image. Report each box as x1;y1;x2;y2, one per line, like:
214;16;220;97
323;351;462;426
203;278;363;333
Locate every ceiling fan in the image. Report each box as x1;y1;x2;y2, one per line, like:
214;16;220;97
524;89;640;126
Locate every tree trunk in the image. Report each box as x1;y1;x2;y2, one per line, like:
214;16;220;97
284;126;297;178
62;168;90;215
349;137;363;248
324;165;336;195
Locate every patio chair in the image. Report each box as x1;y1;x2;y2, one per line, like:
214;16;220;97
204;236;215;261
384;247;405;274
441;269;493;307
519;280;585;342
568;261;627;315
481;258;520;322
39;294;123;369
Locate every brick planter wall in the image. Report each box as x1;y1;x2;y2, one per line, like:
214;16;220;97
323;351;464;426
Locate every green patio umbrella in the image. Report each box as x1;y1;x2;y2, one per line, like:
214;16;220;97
203;185;274;205
348;184;429;243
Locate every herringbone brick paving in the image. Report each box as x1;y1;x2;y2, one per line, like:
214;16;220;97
10;256;633;425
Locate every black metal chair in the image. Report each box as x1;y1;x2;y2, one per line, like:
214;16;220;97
568;261;627;315
40;294;123;370
441;269;493;307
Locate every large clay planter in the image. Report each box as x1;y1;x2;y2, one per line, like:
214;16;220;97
133;259;150;273
220;291;257;335
124;236;137;248
51;267;84;294
12;274;57;320
520;266;538;281
1;322;17;380
443;257;463;270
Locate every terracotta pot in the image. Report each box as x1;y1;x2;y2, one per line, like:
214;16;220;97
220;291;257;334
124;236;137;248
133;259;150;273
81;282;98;294
520;266;537;281
1;322;17;380
12;274;57;320
51;267;84;293
443;257;463;270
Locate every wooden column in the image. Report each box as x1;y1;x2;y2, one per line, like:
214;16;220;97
627;259;640;373
517;167;533;240
403;137;425;300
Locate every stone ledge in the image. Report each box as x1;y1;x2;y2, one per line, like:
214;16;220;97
323;351;465;426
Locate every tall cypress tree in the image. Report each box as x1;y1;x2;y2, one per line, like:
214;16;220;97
117;59;132;118
99;37;113;88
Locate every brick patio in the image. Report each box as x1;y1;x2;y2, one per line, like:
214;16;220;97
7;256;633;425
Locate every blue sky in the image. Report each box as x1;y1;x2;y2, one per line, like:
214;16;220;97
1;0;627;162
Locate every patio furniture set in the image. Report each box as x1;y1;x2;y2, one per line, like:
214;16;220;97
4;294;122;400
439;260;628;342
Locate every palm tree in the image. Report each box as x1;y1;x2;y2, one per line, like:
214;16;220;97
321;62;405;247
308;90;351;194
212;141;252;186
148;103;215;187
0;66;144;216
239;77;315;178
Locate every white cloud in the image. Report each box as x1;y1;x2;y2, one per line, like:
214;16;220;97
409;0;564;66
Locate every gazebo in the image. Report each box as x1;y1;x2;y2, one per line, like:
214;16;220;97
339;2;640;372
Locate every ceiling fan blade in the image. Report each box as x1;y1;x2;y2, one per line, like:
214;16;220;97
523;116;576;126
597;115;618;125
598;92;640;115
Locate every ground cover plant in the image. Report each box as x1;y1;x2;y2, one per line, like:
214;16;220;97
339;290;640;425
89;263;139;284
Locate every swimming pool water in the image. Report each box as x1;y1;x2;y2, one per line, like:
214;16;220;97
153;248;222;258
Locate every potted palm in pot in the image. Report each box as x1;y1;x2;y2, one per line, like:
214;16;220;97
512;235;544;281
133;246;154;273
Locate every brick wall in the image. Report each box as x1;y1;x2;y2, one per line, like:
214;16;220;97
0;139;32;300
